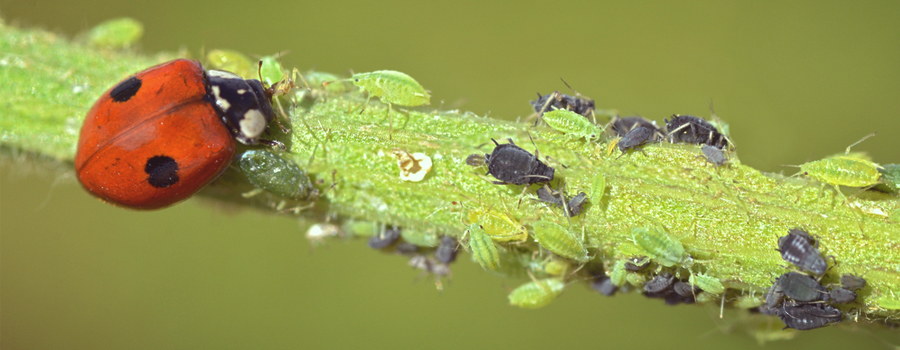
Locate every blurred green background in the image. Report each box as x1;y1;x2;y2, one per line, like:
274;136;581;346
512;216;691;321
2;1;899;349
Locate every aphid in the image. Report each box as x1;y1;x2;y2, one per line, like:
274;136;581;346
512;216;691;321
531;220;589;263
485;138;555;185
400;228;439;247
535;186;588;217
626;272;649;288
840;273;866;291
566;192;588;217
408;255;451;291
875;294;900;310
777;228;827;276
610;116;662;137
590;173;606;201
306;223;341;246
86;17;143;49
239;150;317;200
435;236;459;264
665;115;729;149
828;288;857;304
699;145;727;168
540;109;603;141
466;205;528;242
508;278;566;309
879;164;900;193
206;49;257;79
765;284;785;308
531;91;595;120
689;272;725;294
341;220;381;238
466;224;500;270
631;227;686;267
591;275;618;296
644;273;675;294
799;133;883;202
465;154;486;167
777;302;842;330
351;70;431;139
776;271;828;302
395;242;419;255
624;257;650;272
368;226;401;249
392;149;432;182
734;295;766;309
609;260;628;287
673;281;699;297
617;126;653;157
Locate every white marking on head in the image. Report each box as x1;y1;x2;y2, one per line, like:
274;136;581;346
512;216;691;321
239;109;267;139
237;89;247;95
211;85;230;111
207;70;241;80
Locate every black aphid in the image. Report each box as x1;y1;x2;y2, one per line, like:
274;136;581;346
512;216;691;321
644;272;675;294
776;271;828;302
485;139;555;185
566;192;588;217
591;275;618;296
673;281;698;297
395;242;420;255
700;145;727;167
777;302;842;330
777;228;827;276
665;115;729;149
624;257;650;272
828;288;858;304
531;92;595;119
840;273;866;291
435;236;459;264
617;126;653;157
611;116;663;138
465;154;486;167
765;284;785;308
368;226;401;249
536;186;588;217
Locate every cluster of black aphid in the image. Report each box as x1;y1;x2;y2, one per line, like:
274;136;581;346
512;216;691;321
610;115;731;157
756;228;866;330
535;185;587;217
642;272;699;306
366;226;460;287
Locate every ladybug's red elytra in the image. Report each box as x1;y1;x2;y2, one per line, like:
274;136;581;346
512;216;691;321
75;59;286;209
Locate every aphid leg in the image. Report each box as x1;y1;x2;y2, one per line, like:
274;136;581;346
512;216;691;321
559;77;596;123
665;123;690;143
241;188;264;198
387;102;394;140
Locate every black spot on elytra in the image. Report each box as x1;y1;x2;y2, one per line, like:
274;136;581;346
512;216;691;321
110;76;142;102
145;155;179;188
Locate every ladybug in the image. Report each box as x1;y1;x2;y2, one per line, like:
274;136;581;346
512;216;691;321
75;59;289;209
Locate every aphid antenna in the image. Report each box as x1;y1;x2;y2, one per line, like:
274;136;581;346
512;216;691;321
533;91;561;126
844;132;877;155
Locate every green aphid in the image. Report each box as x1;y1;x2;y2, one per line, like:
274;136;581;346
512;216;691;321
351;70;431;139
508;278;566;309
532;221;589;263
875;295;900;310
799;133;883;202
689;272;725;294
259;56;287;87
87;18;143;48
239;150;316;200
590;173;606;201
467;224;500;271
625;272;648;287
466;206;528;242
734;295;765;309
541;109;603;141
609;260;628;287
206;49;256;78
341;220;381;237
400;228;439;247
631;227;686;267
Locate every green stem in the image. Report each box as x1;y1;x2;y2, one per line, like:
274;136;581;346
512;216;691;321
2;22;898;324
